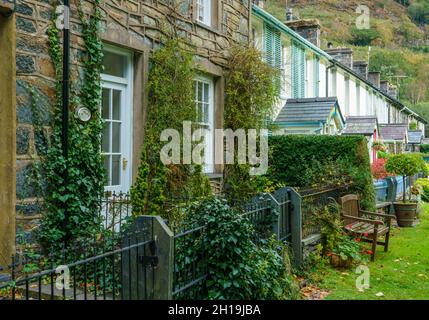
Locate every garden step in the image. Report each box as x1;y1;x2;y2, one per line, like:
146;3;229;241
17;283;114;300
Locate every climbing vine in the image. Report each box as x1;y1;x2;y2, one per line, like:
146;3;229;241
38;0;105;252
130;37;211;221
223;45;279;202
176;198;300;300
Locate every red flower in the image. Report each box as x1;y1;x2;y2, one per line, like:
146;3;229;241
371;158;392;180
363;232;369;237
366;250;374;255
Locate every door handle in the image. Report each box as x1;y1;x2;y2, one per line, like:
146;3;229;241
122;157;128;170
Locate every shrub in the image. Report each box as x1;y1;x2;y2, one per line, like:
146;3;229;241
350;27;381;46
130;38;211;221
385;153;427;202
371;158;392;180
180;198;299;300
421;144;429;153
314;203;364;266
267;135;375;210
223;45;278;203
416;178;429;202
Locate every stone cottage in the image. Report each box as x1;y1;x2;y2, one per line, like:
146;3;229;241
0;0;252;265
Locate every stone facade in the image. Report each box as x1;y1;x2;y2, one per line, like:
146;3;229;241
6;0;251;255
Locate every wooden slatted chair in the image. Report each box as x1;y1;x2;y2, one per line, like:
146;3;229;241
340;194;395;261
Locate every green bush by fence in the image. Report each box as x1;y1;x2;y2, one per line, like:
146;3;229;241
420;144;429;154
267;135;375;210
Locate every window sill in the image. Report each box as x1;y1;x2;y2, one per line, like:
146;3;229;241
205;173;223;180
194;20;222;37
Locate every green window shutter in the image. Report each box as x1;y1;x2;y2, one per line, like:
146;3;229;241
264;23;281;94
291;41;305;98
291;42;299;98
264;23;273;65
313;57;320;97
299;49;305;98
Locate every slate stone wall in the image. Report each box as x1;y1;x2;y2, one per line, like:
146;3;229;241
14;0;250;244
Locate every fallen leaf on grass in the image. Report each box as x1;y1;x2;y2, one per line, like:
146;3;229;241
301;286;330;300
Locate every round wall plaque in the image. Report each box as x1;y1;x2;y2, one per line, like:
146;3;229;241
75;107;91;122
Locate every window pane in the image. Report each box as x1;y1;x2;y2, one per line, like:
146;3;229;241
112;155;121;186
112;90;121;120
102;122;110;152
102;88;110;119
103;155;111;186
204;103;209;123
197;102;203;122
203;83;209;103
112;122;121;153
102;51;126;77
198;81;203;101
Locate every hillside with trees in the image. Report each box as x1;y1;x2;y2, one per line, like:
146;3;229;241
264;0;429;123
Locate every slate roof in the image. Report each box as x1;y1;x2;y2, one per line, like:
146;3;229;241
275;97;343;123
379;124;408;141
342;116;377;136
408;130;423;144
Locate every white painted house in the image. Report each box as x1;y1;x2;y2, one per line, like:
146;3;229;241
251;3;427;155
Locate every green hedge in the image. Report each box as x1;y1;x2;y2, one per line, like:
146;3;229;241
267;135;375;210
420;144;429;154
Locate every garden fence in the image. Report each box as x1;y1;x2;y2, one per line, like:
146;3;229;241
0;185;358;300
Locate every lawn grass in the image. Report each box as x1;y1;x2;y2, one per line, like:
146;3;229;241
313;203;429;300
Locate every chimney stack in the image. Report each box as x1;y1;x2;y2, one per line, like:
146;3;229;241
325;47;353;69
353;60;368;79
380;80;389;93
368;71;381;88
388;85;398;100
253;0;264;9
286;8;293;21
285;19;321;47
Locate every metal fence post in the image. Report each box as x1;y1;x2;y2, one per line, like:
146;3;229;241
287;188;302;267
151;216;174;300
264;193;280;240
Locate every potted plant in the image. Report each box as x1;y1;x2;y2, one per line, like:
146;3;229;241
327;235;362;268
372;141;387;152
385;153;427;227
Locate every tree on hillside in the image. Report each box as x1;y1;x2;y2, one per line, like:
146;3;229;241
408;2;429;25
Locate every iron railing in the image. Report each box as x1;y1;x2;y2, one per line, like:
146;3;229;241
0;231;155;300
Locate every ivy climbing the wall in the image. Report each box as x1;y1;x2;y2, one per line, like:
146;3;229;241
38;0;105;252
223;46;279;203
130;37;211;222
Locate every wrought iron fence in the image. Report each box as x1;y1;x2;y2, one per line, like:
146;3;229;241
0;192;160;300
0;230;156;300
171;188;295;299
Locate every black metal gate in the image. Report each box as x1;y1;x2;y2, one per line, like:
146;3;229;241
0;218;158;300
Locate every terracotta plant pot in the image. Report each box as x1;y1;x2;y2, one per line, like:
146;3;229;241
393;202;417;227
329;253;353;268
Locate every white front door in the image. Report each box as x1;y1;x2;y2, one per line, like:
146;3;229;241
101;47;133;193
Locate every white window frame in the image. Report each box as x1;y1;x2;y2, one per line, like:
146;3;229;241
101;45;134;193
196;0;211;26
194;75;214;173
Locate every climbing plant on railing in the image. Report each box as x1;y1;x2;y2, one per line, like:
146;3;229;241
130;37;211;221
38;0;105;253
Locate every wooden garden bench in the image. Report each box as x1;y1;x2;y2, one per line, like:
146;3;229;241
340;194;396;262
